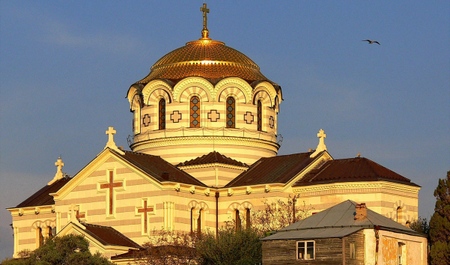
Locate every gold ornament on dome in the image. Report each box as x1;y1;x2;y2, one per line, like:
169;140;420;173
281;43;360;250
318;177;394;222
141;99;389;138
134;3;275;86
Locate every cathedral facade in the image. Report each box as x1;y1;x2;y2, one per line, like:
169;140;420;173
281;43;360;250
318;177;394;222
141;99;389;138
7;5;420;260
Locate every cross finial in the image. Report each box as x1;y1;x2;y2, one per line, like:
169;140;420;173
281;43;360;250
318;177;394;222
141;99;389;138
200;3;210;39
310;129;328;158
317;129;326;146
106;126;116;144
48;157;65;185
104;126;125;154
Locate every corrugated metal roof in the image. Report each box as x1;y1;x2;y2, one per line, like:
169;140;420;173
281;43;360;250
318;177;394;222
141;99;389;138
263;200;424;241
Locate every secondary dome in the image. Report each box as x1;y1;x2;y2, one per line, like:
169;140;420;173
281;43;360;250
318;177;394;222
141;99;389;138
133;37;278;87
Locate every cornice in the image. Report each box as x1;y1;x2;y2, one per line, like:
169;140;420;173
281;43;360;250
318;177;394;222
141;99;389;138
293;181;421;195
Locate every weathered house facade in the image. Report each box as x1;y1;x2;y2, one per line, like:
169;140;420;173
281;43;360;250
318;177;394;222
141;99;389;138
262;200;428;265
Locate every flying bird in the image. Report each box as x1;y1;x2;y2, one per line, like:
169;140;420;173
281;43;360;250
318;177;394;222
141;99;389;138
362;39;380;45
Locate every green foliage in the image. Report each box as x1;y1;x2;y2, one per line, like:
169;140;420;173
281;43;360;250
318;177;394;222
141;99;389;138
0;234;113;265
409;216;430;236
429;171;450;265
134;230;199;265
196;227;262;265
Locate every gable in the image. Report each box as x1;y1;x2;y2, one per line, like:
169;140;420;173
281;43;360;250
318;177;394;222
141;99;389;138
57;221;140;257
52;148;205;202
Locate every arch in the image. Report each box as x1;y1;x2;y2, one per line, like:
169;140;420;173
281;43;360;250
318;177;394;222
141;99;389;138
253;81;279;106
187;201;209;234
253;90;272;106
216;78;250;103
173;77;212;103
147;87;172;105
142;80;173;105
227;202;253;230
179;86;210;103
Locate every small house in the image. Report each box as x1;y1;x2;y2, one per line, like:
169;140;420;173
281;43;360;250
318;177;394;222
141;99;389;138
262;200;427;265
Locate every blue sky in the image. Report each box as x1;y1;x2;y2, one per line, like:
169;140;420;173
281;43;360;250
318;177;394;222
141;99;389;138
0;1;449;260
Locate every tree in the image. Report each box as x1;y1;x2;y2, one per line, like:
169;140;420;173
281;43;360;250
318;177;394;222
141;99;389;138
195;227;262;265
131;229;199;265
251;196;314;234
429;171;450;265
409;216;430;236
1;234;114;265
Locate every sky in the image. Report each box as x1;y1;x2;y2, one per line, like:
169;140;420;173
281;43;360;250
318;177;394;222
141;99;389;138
0;0;449;260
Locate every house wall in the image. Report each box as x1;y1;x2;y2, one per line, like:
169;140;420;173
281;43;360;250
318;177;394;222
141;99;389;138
262;237;355;265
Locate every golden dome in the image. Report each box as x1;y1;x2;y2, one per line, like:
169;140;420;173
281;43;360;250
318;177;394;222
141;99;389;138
134;37;277;87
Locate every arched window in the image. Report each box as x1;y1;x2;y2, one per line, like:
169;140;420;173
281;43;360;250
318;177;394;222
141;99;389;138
396;206;403;223
36;227;44;247
132;96;141;134
159;98;166;130
246;208;251;230
190;208;194;234
257;100;262;131
235;209;242;231
226;97;235;128
190;96;200;128
197;209;203;235
47;226;53;239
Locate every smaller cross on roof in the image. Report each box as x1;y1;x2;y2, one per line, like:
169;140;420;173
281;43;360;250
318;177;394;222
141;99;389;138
104;126;124;154
310;129;328;158
48;157;65;185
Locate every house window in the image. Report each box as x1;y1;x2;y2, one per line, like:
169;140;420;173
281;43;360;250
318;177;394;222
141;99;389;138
349;242;356;259
190;96;200;128
257;100;262;131
226;97;235;128
398;242;405;265
159;98;166;130
297;241;315;260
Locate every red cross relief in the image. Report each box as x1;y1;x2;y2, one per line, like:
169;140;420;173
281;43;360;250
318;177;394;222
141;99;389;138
76;209;85;221
99;171;123;215
137;200;154;234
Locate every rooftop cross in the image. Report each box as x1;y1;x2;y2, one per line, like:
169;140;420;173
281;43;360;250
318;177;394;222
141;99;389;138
48;157;65;185
106;126;116;144
104;126;125;154
317;129;326;147
310;129;328;158
200;3;210;38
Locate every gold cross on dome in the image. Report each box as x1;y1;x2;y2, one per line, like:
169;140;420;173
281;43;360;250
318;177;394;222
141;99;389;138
200;3;209;30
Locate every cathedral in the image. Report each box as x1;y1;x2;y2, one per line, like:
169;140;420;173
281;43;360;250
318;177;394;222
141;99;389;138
7;4;421;261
